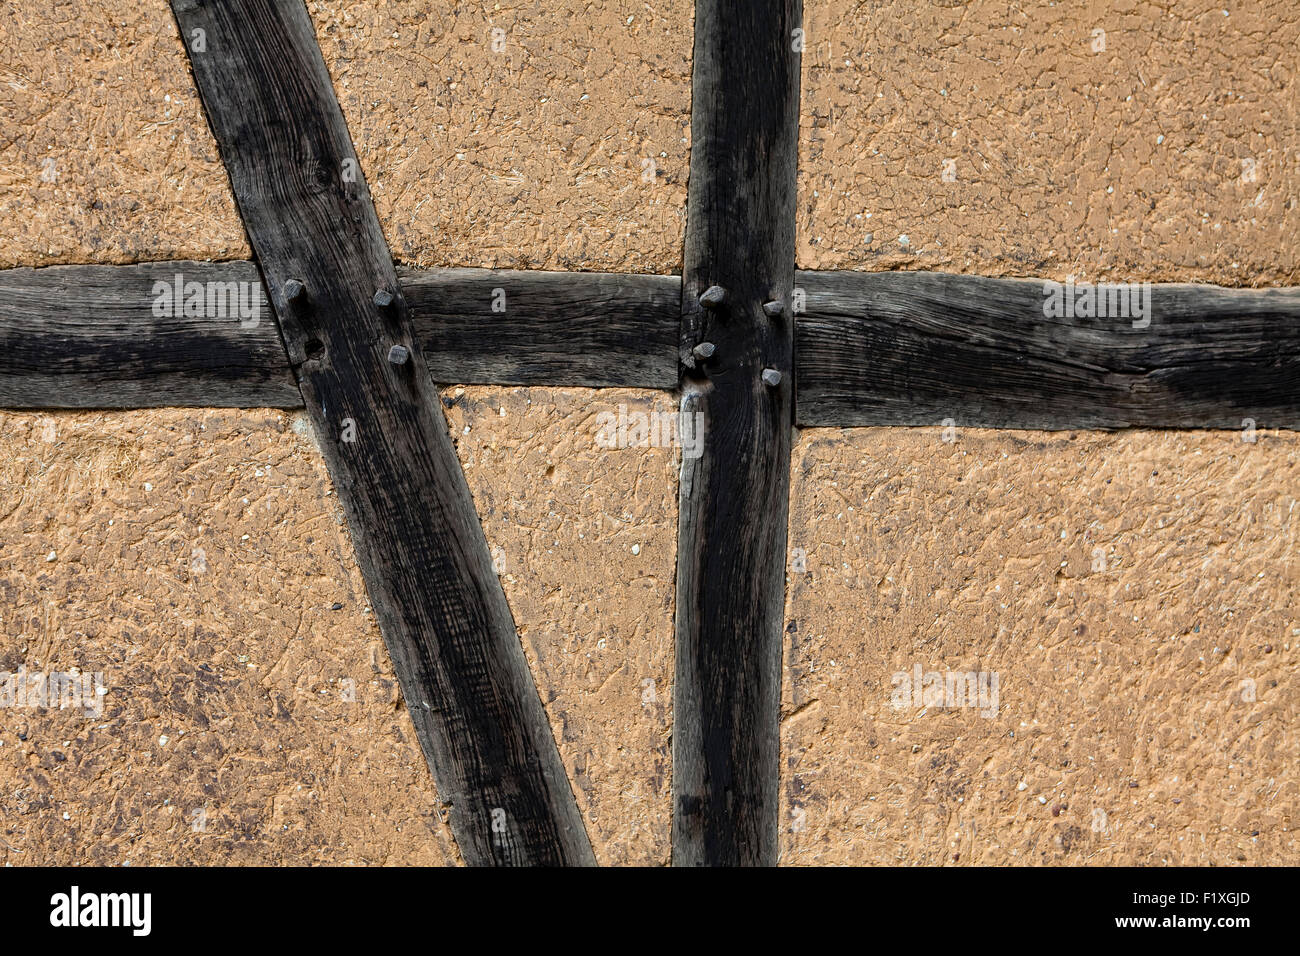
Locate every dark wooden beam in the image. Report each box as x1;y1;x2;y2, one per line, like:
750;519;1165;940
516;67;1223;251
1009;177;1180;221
6;260;1298;433
401;267;678;388
672;0;801;866
0;264;681;406
796;270;1300;429
0;261;298;408
171;0;593;866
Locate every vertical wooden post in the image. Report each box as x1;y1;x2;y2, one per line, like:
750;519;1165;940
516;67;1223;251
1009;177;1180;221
672;0;802;866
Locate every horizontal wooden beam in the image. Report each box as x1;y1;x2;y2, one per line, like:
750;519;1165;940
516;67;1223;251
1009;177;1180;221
0;263;678;407
401;267;678;388
795;270;1300;430
3;263;1298;432
0;260;299;407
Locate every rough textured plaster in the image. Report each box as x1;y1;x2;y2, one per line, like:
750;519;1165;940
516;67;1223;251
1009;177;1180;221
798;0;1300;284
781;427;1298;865
309;0;693;273
443;386;677;866
0;393;676;866
0;409;457;865
0;1;250;268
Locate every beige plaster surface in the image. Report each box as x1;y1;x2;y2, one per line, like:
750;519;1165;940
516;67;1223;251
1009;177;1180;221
0;1;249;268
0;408;456;864
310;0;693;273
0;393;678;865
781;427;1298;864
442;386;677;865
798;0;1300;285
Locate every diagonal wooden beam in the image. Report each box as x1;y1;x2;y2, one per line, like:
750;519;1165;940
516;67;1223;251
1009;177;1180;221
671;0;802;866
169;0;592;865
795;271;1300;430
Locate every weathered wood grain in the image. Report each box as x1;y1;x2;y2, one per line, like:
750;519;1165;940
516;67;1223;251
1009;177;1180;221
672;0;802;866
796;271;1300;430
171;0;592;865
0;263;682;406
0;261;298;407
7;259;1298;433
400;267;679;387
